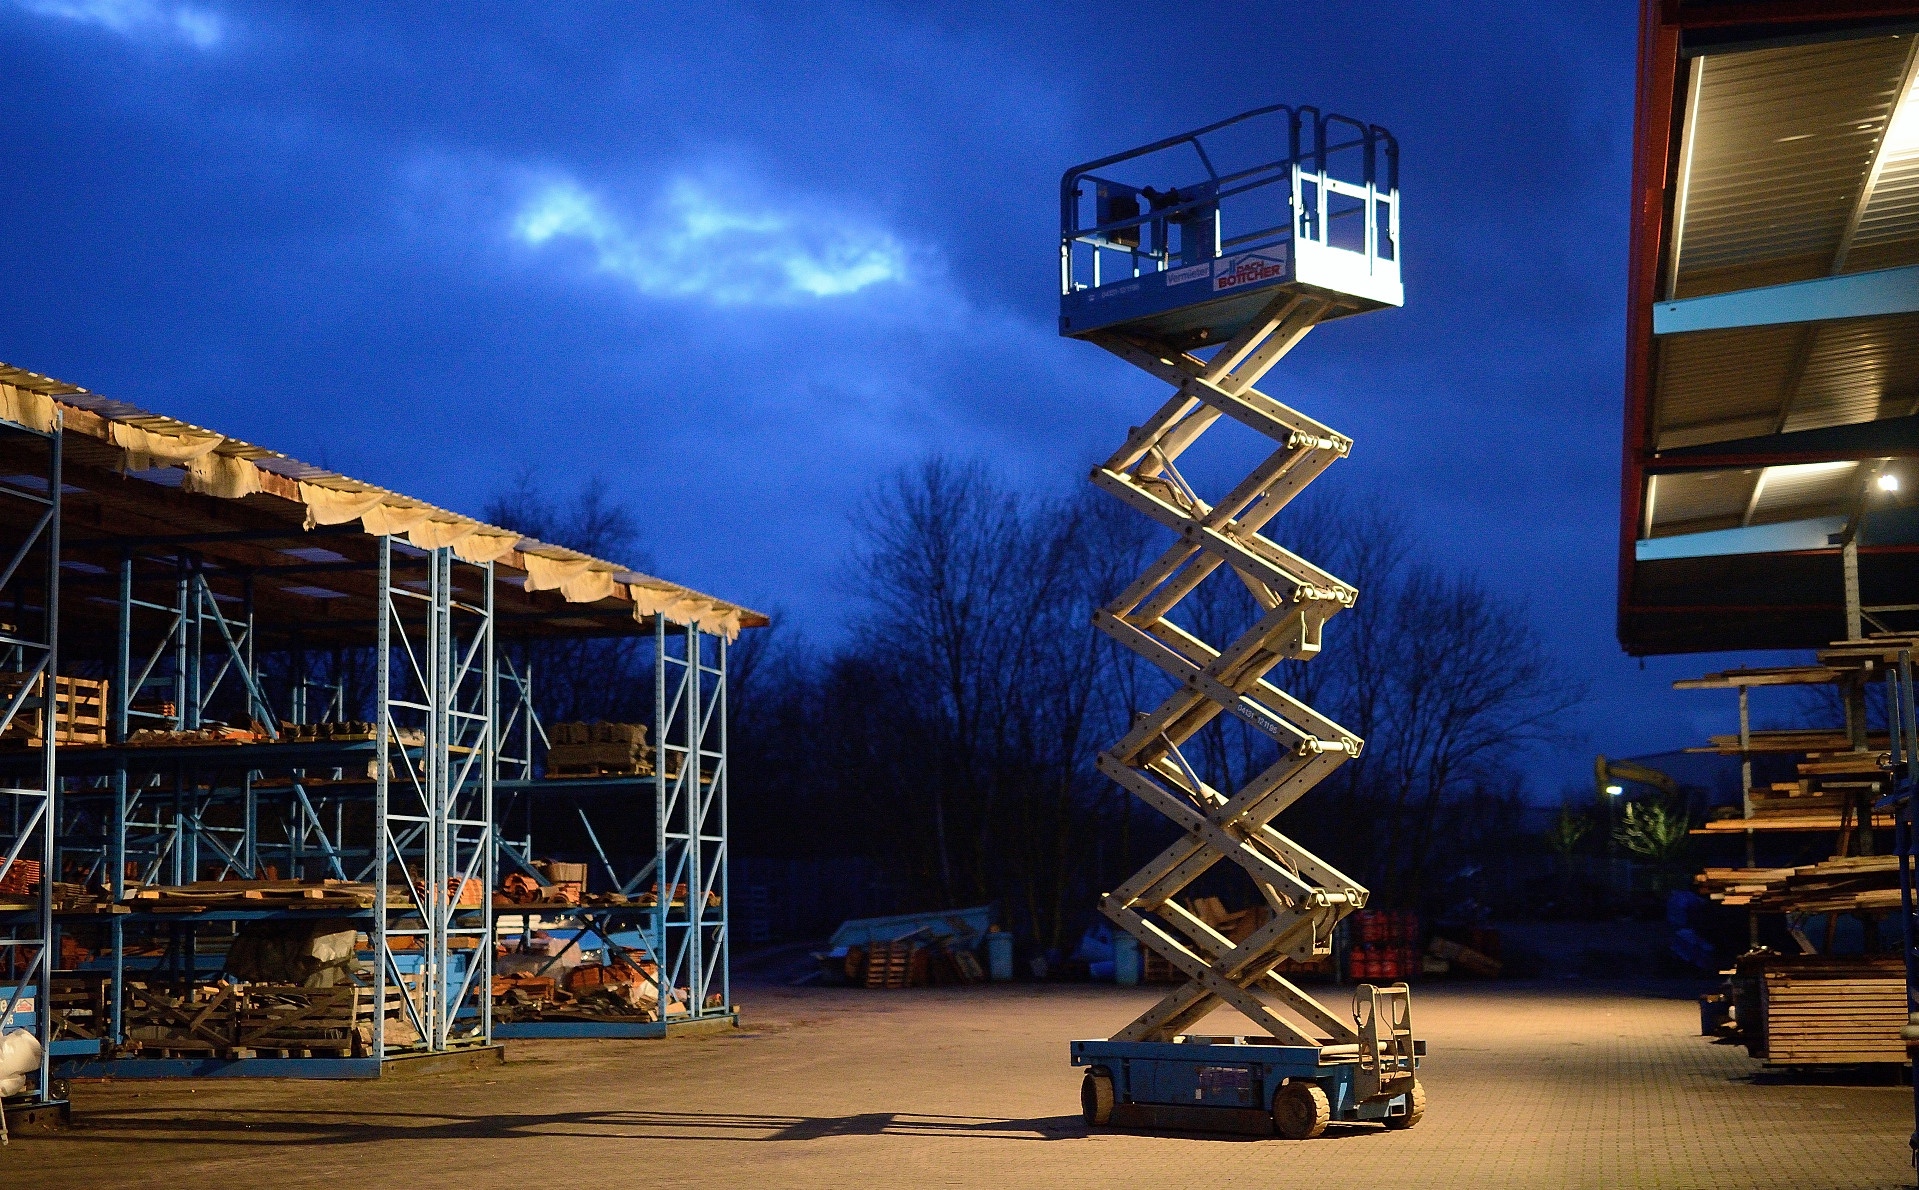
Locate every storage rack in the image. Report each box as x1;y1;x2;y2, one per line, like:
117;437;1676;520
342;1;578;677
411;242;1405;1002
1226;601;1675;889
1681;642;1912;1068
43;533;499;1076
490;619;734;1038
0;362;757;1086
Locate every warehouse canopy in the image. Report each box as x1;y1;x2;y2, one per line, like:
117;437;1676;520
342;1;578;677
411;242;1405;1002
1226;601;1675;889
1621;1;1919;653
0;361;766;648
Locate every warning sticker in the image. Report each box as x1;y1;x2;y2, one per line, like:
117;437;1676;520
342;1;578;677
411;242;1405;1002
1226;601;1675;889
1213;247;1290;292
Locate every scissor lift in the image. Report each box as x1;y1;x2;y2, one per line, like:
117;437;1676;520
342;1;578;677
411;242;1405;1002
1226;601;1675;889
1060;104;1423;1138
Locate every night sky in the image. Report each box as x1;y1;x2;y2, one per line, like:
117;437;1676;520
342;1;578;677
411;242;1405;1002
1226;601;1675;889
0;2;1779;796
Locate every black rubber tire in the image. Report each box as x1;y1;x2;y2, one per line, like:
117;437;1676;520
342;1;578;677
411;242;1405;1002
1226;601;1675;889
1272;1080;1330;1140
1384;1078;1426;1130
1081;1070;1115;1126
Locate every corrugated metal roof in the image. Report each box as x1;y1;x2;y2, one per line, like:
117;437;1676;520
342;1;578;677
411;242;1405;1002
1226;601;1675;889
1787;311;1919;431
1672;36;1910;296
1646;468;1755;535
1649;460;1866;538
1751;458;1861;521
0;362;766;631
1645;32;1919;542
1653;324;1797;450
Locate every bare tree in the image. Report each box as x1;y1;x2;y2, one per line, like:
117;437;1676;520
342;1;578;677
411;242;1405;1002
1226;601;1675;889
485;470;655;724
726;463;1583;946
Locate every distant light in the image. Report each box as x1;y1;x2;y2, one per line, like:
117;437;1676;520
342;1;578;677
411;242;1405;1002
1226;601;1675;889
1605;784;1624;796
1879;473;1900;493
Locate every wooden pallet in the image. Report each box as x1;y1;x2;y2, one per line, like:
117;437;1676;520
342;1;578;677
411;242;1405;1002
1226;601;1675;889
121;979;410;1059
126;878;382;911
864;940;916;989
545;760;655;779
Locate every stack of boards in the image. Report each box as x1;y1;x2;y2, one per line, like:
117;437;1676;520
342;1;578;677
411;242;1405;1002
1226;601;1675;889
1695;856;1899;914
1742;954;1906;1065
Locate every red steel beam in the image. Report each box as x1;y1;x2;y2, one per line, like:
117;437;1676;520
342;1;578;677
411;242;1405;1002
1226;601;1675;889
1619;0;1683;649
1662;0;1919;28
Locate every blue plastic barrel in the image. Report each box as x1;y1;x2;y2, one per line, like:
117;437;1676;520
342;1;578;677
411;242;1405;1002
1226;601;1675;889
1113;933;1141;986
986;932;1014;982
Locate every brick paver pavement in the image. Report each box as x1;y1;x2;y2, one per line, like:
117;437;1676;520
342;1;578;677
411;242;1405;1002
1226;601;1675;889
4;981;1910;1189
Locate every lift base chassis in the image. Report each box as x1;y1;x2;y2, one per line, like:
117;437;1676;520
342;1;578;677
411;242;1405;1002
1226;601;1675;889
1071;1037;1424;1136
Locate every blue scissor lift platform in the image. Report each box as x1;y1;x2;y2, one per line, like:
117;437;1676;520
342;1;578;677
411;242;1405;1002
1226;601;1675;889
1060;104;1421;1139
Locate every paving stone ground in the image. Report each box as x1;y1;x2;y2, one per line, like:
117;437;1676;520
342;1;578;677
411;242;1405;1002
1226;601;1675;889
4;980;1911;1189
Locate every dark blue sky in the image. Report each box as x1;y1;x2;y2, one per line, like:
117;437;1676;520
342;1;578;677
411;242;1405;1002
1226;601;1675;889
0;1;1782;795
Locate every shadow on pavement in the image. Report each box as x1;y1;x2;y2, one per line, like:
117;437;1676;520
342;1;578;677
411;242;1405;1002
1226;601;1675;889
43;1106;1392;1148
42;1107;1097;1147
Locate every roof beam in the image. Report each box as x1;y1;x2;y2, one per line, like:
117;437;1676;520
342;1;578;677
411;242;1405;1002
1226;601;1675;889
1650;413;1919;472
1654;264;1919;334
1638;515;1849;561
1664;2;1919;29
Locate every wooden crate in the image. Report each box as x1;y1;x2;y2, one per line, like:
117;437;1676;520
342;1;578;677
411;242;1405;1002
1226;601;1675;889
0;672;107;746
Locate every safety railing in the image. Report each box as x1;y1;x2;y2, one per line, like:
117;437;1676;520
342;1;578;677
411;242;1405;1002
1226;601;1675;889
1059;105;1398;298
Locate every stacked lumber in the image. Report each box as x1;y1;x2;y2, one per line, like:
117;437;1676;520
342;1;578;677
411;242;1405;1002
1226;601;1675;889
0;673;107;747
1702;729;1888;754
545;721;653;778
1798;752;1890;776
1695;813;1894;833
126;879;385;911
1696;857;1899;914
1746;781;1847;818
1740;955;1907;1065
49;881;112;912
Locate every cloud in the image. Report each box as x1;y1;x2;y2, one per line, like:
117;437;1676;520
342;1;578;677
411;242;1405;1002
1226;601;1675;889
514;177;905;305
14;0;222;48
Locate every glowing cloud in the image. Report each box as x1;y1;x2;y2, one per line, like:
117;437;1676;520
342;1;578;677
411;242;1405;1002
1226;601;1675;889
14;0;222;47
514;178;905;305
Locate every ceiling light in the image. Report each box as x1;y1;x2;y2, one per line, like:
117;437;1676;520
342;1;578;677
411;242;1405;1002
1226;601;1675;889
1883;71;1919;156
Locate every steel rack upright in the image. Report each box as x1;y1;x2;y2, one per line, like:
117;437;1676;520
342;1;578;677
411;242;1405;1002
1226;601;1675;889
491;616;733;1038
0;410;62;1126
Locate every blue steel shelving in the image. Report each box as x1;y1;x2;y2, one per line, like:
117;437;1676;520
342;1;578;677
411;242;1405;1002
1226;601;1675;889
45;530;498;1078
0;386;740;1085
491;618;733;1038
